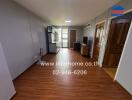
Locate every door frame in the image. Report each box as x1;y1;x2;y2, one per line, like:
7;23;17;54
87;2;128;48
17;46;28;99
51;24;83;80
97;9;132;67
102;11;132;68
93;22;105;61
102;18;131;68
109;9;132;81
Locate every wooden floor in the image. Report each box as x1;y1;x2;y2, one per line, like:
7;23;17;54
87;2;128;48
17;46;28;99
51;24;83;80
103;68;117;79
12;49;132;100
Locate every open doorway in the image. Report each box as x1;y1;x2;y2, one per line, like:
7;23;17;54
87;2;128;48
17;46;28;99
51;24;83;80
103;12;132;79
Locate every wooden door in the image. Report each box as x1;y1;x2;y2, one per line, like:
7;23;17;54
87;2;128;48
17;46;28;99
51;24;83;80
103;18;131;67
93;23;104;61
70;30;76;48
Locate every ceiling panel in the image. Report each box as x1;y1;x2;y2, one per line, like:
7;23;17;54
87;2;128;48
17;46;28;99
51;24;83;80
14;0;119;26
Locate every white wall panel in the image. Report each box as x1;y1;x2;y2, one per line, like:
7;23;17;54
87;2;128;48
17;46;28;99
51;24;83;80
0;43;16;100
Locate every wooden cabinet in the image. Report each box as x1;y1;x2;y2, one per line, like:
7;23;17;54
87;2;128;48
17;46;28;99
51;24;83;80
81;44;88;55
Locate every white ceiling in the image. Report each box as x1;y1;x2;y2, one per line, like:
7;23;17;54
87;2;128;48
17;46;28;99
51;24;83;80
14;0;119;26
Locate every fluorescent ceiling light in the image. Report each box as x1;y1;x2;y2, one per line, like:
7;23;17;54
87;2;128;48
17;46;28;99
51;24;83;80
65;20;71;23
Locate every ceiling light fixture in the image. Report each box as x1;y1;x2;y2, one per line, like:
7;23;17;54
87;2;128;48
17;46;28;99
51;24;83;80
65;20;71;23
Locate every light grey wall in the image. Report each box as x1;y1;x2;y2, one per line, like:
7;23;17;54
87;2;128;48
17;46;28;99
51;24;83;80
115;22;132;94
0;43;16;100
0;0;47;79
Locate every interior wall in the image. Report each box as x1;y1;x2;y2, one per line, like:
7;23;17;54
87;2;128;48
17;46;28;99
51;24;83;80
115;22;132;94
0;0;47;79
0;43;16;100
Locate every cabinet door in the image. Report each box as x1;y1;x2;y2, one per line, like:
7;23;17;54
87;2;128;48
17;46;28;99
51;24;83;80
0;43;16;100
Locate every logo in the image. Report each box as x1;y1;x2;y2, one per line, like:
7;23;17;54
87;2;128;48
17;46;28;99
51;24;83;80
111;5;125;17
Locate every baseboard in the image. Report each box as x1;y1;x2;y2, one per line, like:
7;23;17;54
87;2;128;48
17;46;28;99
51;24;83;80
13;53;48;81
13;61;37;81
114;80;132;96
10;92;17;100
